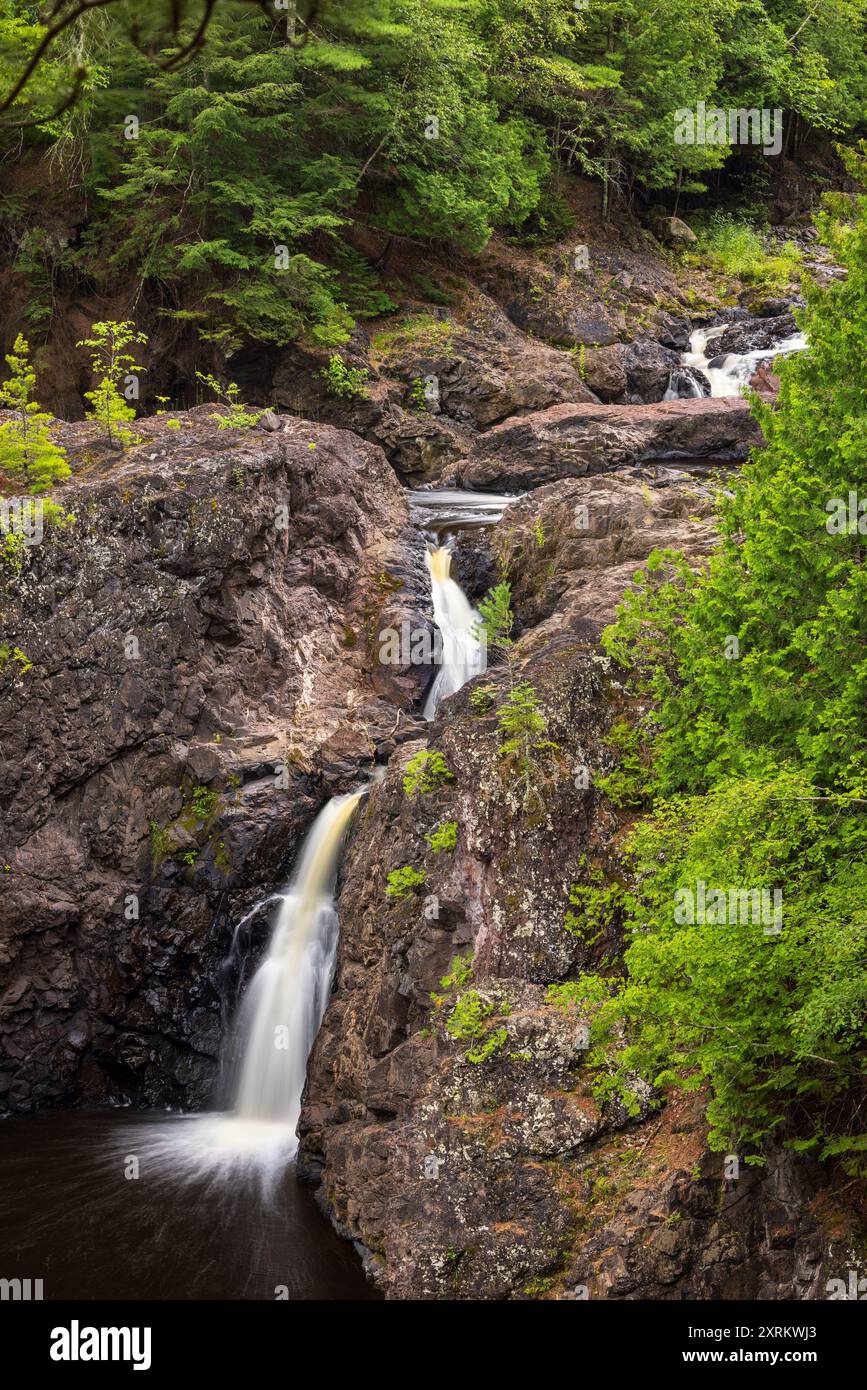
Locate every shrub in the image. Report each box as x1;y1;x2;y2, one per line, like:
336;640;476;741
385;864;427;899
403;749;454;796
691;212;801;293
195;372;262;429
427;819;457;854
0;335;70;492
318;354;368;400
77;320;147;448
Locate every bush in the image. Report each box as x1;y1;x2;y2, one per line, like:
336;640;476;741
77;320;147;448
691;212;801;292
427;819;457;854
403;749;453;796
318;354;368;400
195;372;262;429
385;864;427;899
0;335;70;492
595;773;867;1168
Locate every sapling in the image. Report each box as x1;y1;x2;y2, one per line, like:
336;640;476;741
77;320;147;448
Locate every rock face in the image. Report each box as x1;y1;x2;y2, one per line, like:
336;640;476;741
0;409;433;1113
297;470;848;1300
296;468;812;1298
298;644;635;1299
582;338;681;404
449;397;764;490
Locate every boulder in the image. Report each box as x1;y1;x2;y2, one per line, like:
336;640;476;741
652;215;698;246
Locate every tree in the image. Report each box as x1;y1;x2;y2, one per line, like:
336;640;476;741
77;320;147;447
605;148;867;794
0;334;70;492
598;152;867;1172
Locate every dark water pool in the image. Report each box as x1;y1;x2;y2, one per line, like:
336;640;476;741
0;1110;377;1300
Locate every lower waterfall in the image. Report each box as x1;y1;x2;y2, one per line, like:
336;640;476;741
229;789;364;1128
110;789;364;1189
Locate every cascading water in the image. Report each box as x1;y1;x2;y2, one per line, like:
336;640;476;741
422;545;487;721
407;488;516;722
111;789;364;1190
676;324;807;398
229;790;363;1128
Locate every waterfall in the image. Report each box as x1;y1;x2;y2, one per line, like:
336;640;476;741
422;546;487;720
680;325;807;398
112;790;364;1185
229;789;364;1126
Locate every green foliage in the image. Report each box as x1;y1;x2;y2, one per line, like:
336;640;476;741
6;0;867;373
599;165;867;1173
195;372;262;428
690;212;801;294
564;863;626;945
408;377;429;413
497;680;558;806
385;864;427;899
0;644;32;677
439;953;474;992
0;335;70;492
318;354;368;399
595;774;867;1167
77;320;147;448
469;683;497;714
604;163;867;796
547;975;620;1011
474;581;514;657
148;819;171;868
402;749;454;796
444;988;510;1064
427;819;457;854
467;1027;509;1065
595;716;649;808
190;785;219;821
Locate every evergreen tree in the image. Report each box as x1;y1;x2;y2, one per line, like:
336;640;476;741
0;334;70;493
77;320;147;448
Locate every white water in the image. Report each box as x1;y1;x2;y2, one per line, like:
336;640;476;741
422;546;487;720
112;790;364;1189
678;324;807;398
408;488;517;534
230;790;364;1125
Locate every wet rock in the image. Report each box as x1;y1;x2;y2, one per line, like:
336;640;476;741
623;338;682;402
451;398;764;491
713;312;799;356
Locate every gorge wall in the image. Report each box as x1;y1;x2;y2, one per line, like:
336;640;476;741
1;222;859;1299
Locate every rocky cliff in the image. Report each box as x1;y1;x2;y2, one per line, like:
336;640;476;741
0;409;431;1111
1;223;860;1299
